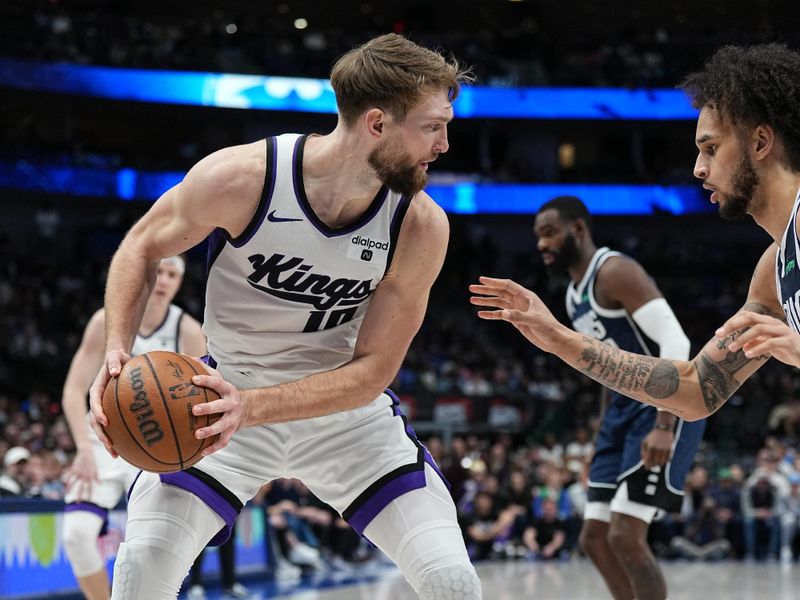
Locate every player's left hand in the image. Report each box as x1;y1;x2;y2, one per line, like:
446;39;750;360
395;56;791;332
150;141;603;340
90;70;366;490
716;311;800;367
641;429;673;469
190;365;248;456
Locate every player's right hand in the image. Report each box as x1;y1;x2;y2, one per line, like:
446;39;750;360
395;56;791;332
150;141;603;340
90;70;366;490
469;276;566;351
65;448;99;499
88;348;131;457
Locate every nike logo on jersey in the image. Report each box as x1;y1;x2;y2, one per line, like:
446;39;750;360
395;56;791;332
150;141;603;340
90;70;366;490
267;209;303;223
246;253;374;310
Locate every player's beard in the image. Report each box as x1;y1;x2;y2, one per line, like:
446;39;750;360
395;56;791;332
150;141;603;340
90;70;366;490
545;232;579;276
718;153;760;220
368;137;428;197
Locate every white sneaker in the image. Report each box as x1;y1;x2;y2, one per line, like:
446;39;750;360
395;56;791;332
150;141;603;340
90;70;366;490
274;559;302;580
186;585;207;600
222;582;251;599
289;542;321;566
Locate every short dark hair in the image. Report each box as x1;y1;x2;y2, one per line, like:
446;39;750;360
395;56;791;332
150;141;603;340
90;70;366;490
679;44;800;172
538;196;592;229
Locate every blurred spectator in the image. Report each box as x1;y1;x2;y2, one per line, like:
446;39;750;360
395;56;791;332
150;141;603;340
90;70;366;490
669;495;731;561
768;399;800;442
0;446;30;496
709;467;744;557
780;474;800;562
523;498;567;560
258;480;325;572
564;428;593;475
462;491;516;561
742;474;782;561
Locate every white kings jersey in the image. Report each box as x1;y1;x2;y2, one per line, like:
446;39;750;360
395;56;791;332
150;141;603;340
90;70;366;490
131;304;184;355
203;134;412;389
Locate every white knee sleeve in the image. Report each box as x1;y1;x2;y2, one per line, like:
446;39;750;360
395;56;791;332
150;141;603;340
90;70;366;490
110;472;224;600
63;510;105;577
364;465;482;599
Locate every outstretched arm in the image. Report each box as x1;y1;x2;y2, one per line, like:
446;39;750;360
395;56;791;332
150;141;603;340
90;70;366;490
470;245;782;421
62;309;106;497
88;141;266;452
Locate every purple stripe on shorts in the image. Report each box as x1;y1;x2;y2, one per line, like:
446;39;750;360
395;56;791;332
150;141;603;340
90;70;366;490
347;468;426;535
160;471;237;546
127;470;143;501
385;389;449;487
65;501;109;518
65;502;110;535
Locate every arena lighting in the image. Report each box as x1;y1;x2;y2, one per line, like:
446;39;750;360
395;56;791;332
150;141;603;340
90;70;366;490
0;58;699;120
0;161;712;214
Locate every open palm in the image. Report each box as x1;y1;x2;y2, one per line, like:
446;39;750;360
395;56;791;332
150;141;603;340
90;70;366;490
469;276;564;351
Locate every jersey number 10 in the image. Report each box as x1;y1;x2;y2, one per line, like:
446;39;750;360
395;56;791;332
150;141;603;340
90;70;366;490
303;307;358;332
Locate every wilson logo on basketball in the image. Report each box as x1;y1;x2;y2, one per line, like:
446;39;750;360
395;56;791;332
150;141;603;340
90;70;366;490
128;366;165;447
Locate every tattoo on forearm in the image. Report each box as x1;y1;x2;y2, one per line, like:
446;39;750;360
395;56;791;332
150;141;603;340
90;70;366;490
695;353;738;414
576;337;683;414
701;315;771;413
644;362;680;398
742;301;786;322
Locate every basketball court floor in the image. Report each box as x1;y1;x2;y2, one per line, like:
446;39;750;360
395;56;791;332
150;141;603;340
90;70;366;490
185;559;800;600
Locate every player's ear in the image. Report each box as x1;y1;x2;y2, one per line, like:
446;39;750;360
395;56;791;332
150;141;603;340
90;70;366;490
573;218;588;239
365;108;385;139
753;124;774;159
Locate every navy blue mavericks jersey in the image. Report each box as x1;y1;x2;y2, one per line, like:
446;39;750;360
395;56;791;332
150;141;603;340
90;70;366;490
776;191;800;332
566;247;654;372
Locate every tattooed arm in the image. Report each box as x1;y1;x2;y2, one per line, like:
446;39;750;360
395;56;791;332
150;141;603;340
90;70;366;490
470;245;783;421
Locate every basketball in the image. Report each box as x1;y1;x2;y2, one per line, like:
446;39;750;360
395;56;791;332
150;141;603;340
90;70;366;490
101;350;221;473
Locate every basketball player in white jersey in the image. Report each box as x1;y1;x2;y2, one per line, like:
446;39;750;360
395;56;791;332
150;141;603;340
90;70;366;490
62;256;205;600
471;41;800;531
88;34;481;599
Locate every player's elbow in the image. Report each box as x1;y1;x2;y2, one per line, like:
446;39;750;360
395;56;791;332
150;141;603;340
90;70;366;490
682;409;707;423
359;358;399;402
683;400;713;422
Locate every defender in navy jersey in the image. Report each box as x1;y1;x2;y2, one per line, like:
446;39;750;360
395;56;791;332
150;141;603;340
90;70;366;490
534;197;705;600
89;34;480;600
61;257;206;600
472;45;800;598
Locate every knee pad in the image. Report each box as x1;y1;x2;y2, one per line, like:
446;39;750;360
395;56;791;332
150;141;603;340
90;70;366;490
418;563;482;600
63;510;105;577
110;539;192;600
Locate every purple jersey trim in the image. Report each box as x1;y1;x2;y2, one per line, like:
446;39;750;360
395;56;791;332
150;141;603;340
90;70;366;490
229;137;278;248
159;471;238;546
347;468;426;535
291;134;389;238
65;501;110;535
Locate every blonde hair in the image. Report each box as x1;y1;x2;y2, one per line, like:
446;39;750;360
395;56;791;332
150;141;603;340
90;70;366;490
330;33;472;125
